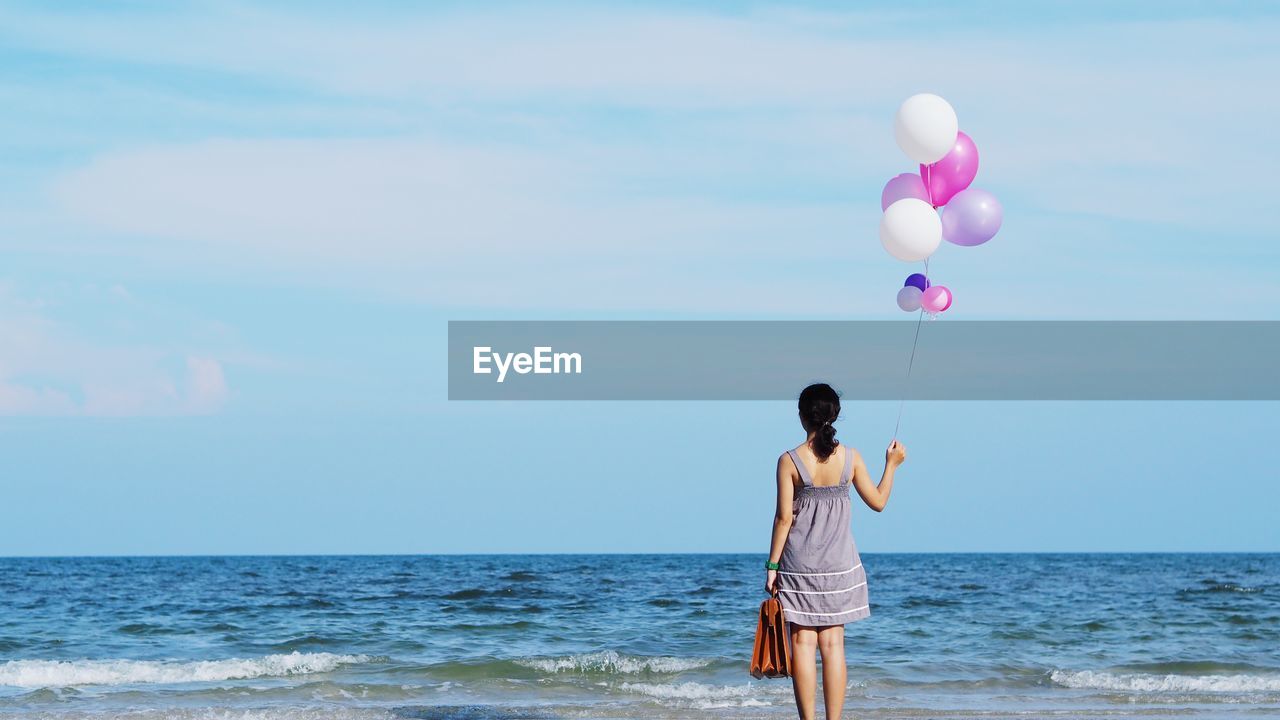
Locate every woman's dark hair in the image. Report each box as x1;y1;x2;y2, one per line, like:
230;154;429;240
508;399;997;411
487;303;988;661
798;383;841;461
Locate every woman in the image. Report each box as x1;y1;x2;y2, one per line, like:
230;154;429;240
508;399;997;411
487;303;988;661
765;383;905;720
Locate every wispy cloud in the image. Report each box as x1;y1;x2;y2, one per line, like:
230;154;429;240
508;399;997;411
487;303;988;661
0;284;230;416
1;2;1278;349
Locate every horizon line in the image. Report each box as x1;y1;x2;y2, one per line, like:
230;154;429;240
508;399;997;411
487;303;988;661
3;550;1277;560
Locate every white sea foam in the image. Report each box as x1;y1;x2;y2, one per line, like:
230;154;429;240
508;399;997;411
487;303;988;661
619;680;752;700
12;710;396;720
516;650;711;674
619;680;784;710
1051;669;1280;694
0;652;373;688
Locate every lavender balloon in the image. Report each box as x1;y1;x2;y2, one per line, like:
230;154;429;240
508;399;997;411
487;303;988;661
881;173;930;211
904;272;931;291
941;188;1003;247
896;286;923;312
920;131;979;207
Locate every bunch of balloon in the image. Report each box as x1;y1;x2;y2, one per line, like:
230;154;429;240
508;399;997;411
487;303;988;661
895;273;952;314
880;93;1003;315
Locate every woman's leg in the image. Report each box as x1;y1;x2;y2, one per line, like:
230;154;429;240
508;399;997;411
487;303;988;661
817;625;847;719
789;623;818;720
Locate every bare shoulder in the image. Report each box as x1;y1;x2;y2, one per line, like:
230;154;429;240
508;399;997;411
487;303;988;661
844;445;864;464
776;451;800;480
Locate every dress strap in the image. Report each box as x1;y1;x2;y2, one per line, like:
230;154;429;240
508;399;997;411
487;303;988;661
840;446;854;486
786;449;814;487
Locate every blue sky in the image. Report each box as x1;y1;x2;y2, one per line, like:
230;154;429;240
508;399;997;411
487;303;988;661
0;1;1277;554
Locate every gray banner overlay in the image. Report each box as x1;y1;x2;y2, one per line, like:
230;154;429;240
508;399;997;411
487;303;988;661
448;321;1279;400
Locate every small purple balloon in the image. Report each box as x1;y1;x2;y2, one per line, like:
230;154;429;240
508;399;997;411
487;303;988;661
904;273;931;291
896;286;923;312
941;188;1003;247
881;173;930;211
920;131;979;207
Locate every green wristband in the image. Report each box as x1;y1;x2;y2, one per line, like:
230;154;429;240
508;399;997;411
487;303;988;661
765;560;780;570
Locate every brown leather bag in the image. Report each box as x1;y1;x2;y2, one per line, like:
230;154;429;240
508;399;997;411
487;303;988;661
749;594;791;678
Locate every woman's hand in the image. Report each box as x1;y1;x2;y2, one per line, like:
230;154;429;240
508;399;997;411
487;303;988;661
765;569;778;595
886;439;907;467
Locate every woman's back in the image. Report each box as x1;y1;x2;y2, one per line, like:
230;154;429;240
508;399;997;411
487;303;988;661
787;444;857;488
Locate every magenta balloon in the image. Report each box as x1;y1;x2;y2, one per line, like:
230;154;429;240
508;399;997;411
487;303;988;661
941;188;1003;247
919;131;979;207
921;285;953;313
880;173;930;211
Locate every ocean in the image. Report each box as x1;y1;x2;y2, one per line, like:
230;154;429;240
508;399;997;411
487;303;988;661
1;554;1277;719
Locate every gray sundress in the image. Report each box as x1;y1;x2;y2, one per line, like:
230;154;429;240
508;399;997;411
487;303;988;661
776;446;871;627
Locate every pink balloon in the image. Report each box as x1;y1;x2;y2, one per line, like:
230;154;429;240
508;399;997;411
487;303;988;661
920;131;978;207
881;173;930;211
922;285;953;313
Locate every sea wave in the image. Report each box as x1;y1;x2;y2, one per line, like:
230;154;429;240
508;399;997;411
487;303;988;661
618;680;786;711
4;710;397;720
515;650;712;675
0;652;374;688
1179;582;1265;594
1050;669;1280;694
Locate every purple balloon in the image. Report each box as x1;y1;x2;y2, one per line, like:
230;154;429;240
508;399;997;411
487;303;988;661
941;188;1003;247
904;273;931;291
920;131;979;207
896;286;923;312
881;173;930;211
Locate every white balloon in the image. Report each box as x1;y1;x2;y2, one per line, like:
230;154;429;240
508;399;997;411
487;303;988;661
880;198;942;262
896;286;923;312
894;93;959;165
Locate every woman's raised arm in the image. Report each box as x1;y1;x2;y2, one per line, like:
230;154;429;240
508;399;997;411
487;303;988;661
851;441;906;512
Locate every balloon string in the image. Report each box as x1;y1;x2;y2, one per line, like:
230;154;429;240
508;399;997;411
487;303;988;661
892;309;924;440
893;258;929;440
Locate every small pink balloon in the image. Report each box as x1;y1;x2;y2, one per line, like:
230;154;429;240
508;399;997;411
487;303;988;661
881;173;930;211
920;131;979;207
921;285;953;313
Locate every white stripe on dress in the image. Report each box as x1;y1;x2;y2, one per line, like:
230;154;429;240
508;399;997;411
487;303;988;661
783;604;870;617
778;582;866;596
777;563;861;577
